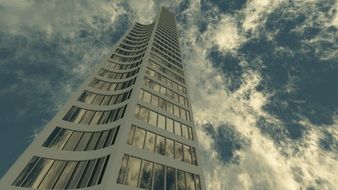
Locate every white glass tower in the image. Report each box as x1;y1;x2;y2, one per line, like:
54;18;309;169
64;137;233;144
0;7;206;190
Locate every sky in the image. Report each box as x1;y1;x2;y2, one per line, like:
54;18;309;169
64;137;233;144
0;0;338;189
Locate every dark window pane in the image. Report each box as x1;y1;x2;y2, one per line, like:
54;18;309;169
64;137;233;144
101;96;111;105
96;130;109;149
75;132;92;151
65;161;87;188
12;157;40;186
98;111;110;124
53;161;77;189
38;160;66;189
153;164;164;190
73;108;87;123
21;158;54;188
144;131;155;152
77;159;96;188
139;161;153;189
155;136;165;155
177;170;186;190
88;157;107;186
79;110;95;124
63;131;83;151
104;128;116;147
166;139;175;159
117;155;129;184
49;129;72;149
186;172;195;190
63;106;80;122
133;128;146;149
166;167;176;190
85;132;101;150
191;148;198;165
42;127;61;147
195;175;201;190
124;157;141;187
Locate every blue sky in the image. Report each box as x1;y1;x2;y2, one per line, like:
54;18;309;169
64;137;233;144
1;0;338;189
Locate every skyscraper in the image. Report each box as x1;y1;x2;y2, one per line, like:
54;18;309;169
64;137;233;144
0;7;206;190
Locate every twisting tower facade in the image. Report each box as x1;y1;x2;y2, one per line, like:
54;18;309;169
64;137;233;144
0;7;206;190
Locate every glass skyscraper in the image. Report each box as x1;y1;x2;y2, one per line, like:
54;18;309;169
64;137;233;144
0;7;206;190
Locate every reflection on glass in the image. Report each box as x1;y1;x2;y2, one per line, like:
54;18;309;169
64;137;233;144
148;110;158;126
117;155;129;184
184;145;192;164
173;105;180;116
159;99;166;110
182;124;189;139
53;161;77;189
43;128;61;147
166;167;176;190
139;161;153;189
49;129;72;149
79;110;94;124
96;130;109;149
174;121;181;136
125;157;141;187
92;94;104;105
191;148;197;165
166;118;174;133
128;126;136;145
195;175;201;190
77;160;96;188
166;102;173;113
153;164;164;190
166;139;175;159
188;127;193;140
157;114;165;129
151;95;159;106
63;131;83;150
144;131;155;152
75;132;91;151
90;112;103;125
175;142;183;161
85;132;101;150
177;170;186;190
21;158;53;188
88;157;106;186
12;157;39;186
186;172;195;190
155;136;165;155
133;128;146;148
38;160;66;189
143;91;151;103
138;107;149;122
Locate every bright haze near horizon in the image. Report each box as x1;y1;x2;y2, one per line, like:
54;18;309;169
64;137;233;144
0;0;338;189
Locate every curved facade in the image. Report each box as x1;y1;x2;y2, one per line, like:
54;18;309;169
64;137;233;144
0;7;206;190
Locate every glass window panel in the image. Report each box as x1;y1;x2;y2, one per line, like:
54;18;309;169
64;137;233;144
49;129;72;149
63;131;83;151
182;124;189;139
148;110;158;126
133;128;146;149
98;111;110;124
139;89;144;99
83;92;96;104
155;136;165;155
78;91;89;102
38;160;66;189
166;89;173;98
166;167;176;190
104;128;117;147
154;83;160;92
144;131;155;152
172;93;178;103
92;94;104;105
101;82;111;91
43;127;61;147
179;96;185;104
73;108;87;123
75;132;92;151
184;145;192;164
166;102;173;113
12;157;40;186
166;118;174;133
21;158;54;188
173;105;180;116
195;175;201;190
186;172;196;190
138;106;149;122
175;142;183;161
151;95;159;106
188;127;193;140
128;126;136;145
139;161;153;189
79;110;95;124
90;111;103;125
191;148;198;165
95;130;109;149
117;155;129;184
174;122;182;136
153;164;164;190
177;170;186;190
53;161;77;189
180;108;187;120
159;98;166;110
77;160;96;188
85;132;101;151
88;157;106;186
160;86;166;94
166;139;175;159
124;157;141;187
143;91;151;103
109;95;118;105
157;114;165;129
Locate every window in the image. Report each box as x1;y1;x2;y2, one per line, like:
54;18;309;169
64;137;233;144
13;156;110;189
153;164;165;190
166;167;176;190
133;128;146;149
155;135;165;155
177;170;186;190
175;142;183;161
124;157;141;187
139;161;153;189
166;139;175;159
144;131;155;152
